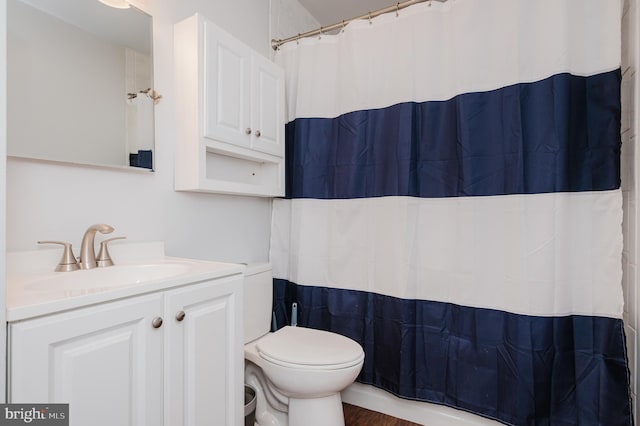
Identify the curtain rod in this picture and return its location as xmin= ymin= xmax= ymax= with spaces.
xmin=271 ymin=0 xmax=447 ymax=50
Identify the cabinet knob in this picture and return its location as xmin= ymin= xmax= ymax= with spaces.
xmin=255 ymin=130 xmax=261 ymax=137
xmin=151 ymin=317 xmax=163 ymax=329
xmin=245 ymin=128 xmax=252 ymax=135
xmin=176 ymin=311 xmax=186 ymax=322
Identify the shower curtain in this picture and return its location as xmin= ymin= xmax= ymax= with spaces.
xmin=270 ymin=0 xmax=632 ymax=424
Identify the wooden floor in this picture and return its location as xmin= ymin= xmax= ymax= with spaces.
xmin=343 ymin=403 xmax=422 ymax=426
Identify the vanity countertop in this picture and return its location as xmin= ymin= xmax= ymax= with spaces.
xmin=6 ymin=242 xmax=245 ymax=322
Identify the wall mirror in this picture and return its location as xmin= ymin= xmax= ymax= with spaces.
xmin=7 ymin=0 xmax=156 ymax=170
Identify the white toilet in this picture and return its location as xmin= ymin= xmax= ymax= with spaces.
xmin=244 ymin=264 xmax=364 ymax=426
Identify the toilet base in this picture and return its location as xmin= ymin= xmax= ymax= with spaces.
xmin=288 ymin=393 xmax=344 ymax=426
xmin=246 ymin=361 xmax=347 ymax=426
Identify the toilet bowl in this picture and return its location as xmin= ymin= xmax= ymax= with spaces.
xmin=243 ymin=264 xmax=365 ymax=426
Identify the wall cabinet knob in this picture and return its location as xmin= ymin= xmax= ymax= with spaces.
xmin=151 ymin=317 xmax=163 ymax=328
xmin=255 ymin=130 xmax=261 ymax=137
xmin=245 ymin=128 xmax=252 ymax=135
xmin=176 ymin=311 xmax=186 ymax=322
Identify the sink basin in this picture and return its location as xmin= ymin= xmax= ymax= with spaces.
xmin=23 ymin=263 xmax=192 ymax=292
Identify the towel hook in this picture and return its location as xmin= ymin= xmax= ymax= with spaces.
xmin=148 ymin=89 xmax=162 ymax=105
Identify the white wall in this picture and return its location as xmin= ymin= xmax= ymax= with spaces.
xmin=621 ymin=0 xmax=638 ymax=420
xmin=0 ymin=0 xmax=7 ymax=403
xmin=6 ymin=0 xmax=279 ymax=264
xmin=270 ymin=0 xmax=319 ymax=49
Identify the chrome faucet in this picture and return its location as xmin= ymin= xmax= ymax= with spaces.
xmin=79 ymin=224 xmax=114 ymax=269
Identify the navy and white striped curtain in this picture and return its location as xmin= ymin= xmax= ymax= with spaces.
xmin=271 ymin=0 xmax=632 ymax=424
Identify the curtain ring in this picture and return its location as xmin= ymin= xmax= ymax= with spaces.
xmin=396 ymin=2 xmax=400 ymax=17
xmin=318 ymin=26 xmax=323 ymax=40
xmin=428 ymin=0 xmax=432 ymax=6
xmin=296 ymin=33 xmax=300 ymax=44
xmin=341 ymin=20 xmax=346 ymax=33
xmin=368 ymin=12 xmax=372 ymax=25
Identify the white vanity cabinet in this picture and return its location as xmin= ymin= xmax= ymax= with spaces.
xmin=9 ymin=293 xmax=164 ymax=426
xmin=164 ymin=277 xmax=242 ymax=426
xmin=174 ymin=13 xmax=285 ymax=197
xmin=8 ymin=275 xmax=243 ymax=426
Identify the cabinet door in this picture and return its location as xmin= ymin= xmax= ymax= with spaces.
xmin=251 ymin=54 xmax=285 ymax=157
xmin=165 ymin=276 xmax=243 ymax=426
xmin=9 ymin=294 xmax=164 ymax=426
xmin=203 ymin=20 xmax=251 ymax=148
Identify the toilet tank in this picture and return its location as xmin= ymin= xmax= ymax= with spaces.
xmin=243 ymin=263 xmax=273 ymax=344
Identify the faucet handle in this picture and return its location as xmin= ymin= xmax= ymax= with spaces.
xmin=37 ymin=241 xmax=80 ymax=272
xmin=96 ymin=237 xmax=126 ymax=268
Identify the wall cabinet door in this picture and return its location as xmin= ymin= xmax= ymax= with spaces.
xmin=202 ymin=19 xmax=251 ymax=148
xmin=251 ymin=54 xmax=285 ymax=157
xmin=9 ymin=294 xmax=164 ymax=426
xmin=165 ymin=276 xmax=243 ymax=426
xmin=201 ymin=17 xmax=284 ymax=157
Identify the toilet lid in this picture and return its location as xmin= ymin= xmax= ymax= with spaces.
xmin=256 ymin=326 xmax=364 ymax=369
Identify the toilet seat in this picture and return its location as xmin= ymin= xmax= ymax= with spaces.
xmin=256 ymin=326 xmax=364 ymax=370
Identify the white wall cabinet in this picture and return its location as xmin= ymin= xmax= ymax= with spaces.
xmin=175 ymin=14 xmax=285 ymax=197
xmin=8 ymin=276 xmax=243 ymax=426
